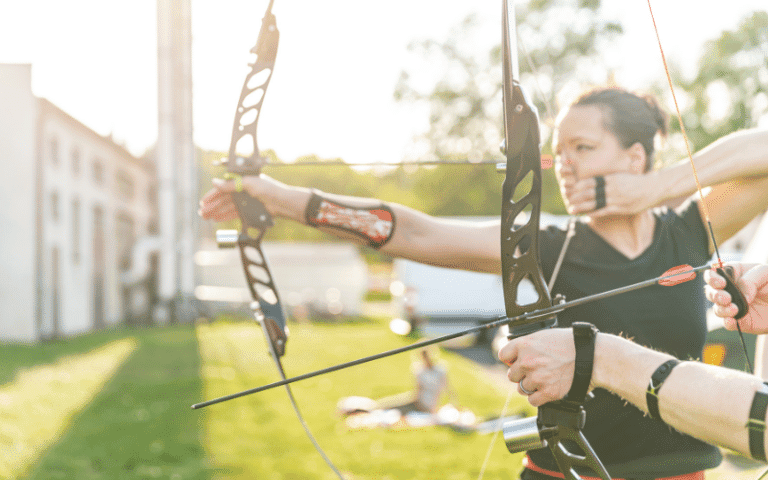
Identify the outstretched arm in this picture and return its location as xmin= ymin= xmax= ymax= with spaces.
xmin=498 ymin=260 xmax=768 ymax=459
xmin=199 ymin=174 xmax=502 ymax=273
xmin=499 ymin=329 xmax=767 ymax=459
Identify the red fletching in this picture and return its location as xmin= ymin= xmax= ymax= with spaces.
xmin=658 ymin=264 xmax=696 ymax=286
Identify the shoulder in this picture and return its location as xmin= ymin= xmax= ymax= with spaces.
xmin=539 ymin=221 xmax=571 ymax=249
xmin=654 ymin=199 xmax=709 ymax=252
xmin=657 ymin=198 xmax=705 ymax=232
xmin=537 ymin=220 xmax=574 ymax=277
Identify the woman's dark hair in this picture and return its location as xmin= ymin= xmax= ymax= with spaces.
xmin=573 ymin=88 xmax=668 ymax=172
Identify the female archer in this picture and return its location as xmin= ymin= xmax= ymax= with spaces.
xmin=200 ymin=86 xmax=768 ymax=479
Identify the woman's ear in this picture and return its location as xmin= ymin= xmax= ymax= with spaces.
xmin=628 ymin=142 xmax=647 ymax=174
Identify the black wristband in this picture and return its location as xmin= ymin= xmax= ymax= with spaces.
xmin=304 ymin=190 xmax=323 ymax=225
xmin=748 ymin=382 xmax=768 ymax=462
xmin=646 ymin=359 xmax=680 ymax=421
xmin=565 ymin=322 xmax=598 ymax=403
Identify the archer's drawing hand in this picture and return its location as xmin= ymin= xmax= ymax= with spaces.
xmin=558 ymin=162 xmax=659 ymax=217
xmin=705 ymin=263 xmax=768 ymax=334
xmin=498 ymin=328 xmax=575 ymax=407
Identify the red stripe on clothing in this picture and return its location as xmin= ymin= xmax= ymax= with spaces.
xmin=523 ymin=455 xmax=705 ymax=480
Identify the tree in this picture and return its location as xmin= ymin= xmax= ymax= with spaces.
xmin=674 ymin=11 xmax=768 ymax=151
xmin=393 ymin=1 xmax=622 ymax=214
xmin=394 ymin=0 xmax=623 ymax=162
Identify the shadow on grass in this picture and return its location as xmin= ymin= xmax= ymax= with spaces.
xmin=18 ymin=325 xmax=215 ymax=480
xmin=0 ymin=328 xmax=136 ymax=386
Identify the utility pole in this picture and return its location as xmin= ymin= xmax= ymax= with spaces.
xmin=156 ymin=0 xmax=196 ymax=323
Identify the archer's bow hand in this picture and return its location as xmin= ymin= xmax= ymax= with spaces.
xmin=198 ymin=174 xmax=309 ymax=223
xmin=705 ymin=263 xmax=768 ymax=334
xmin=498 ymin=328 xmax=577 ymax=407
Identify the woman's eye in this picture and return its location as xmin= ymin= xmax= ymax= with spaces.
xmin=576 ymin=144 xmax=593 ymax=152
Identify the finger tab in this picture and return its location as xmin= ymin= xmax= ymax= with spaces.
xmin=717 ymin=267 xmax=749 ymax=320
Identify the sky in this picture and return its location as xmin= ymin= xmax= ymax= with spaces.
xmin=0 ymin=0 xmax=765 ymax=164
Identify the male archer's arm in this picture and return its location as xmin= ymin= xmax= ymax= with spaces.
xmin=199 ymin=174 xmax=502 ymax=273
xmin=499 ymin=262 xmax=768 ymax=461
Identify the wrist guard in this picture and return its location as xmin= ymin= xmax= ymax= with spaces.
xmin=305 ymin=191 xmax=395 ymax=249
xmin=565 ymin=322 xmax=598 ymax=403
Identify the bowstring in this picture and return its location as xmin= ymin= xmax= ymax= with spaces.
xmin=645 ymin=0 xmax=752 ymax=373
xmin=477 ymin=383 xmax=517 ymax=480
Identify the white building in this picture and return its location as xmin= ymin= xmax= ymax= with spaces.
xmin=195 ymin=241 xmax=369 ymax=319
xmin=0 ymin=64 xmax=157 ymax=342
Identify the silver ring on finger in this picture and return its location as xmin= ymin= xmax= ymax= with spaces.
xmin=519 ymin=379 xmax=535 ymax=395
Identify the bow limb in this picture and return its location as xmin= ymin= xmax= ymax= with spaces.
xmin=221 ymin=0 xmax=286 ymax=357
xmin=499 ymin=0 xmax=553 ymax=335
xmin=212 ymin=2 xmax=345 ymax=478
xmin=498 ymin=1 xmax=610 ymax=478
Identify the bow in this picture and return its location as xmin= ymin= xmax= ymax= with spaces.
xmin=194 ymin=3 xmax=750 ymax=479
xmin=211 ymin=1 xmax=345 ymax=477
xmin=498 ymin=1 xmax=610 ymax=478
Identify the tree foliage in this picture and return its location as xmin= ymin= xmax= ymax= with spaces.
xmin=391 ymin=0 xmax=621 ymax=216
xmin=394 ymin=0 xmax=622 ymax=162
xmin=673 ymin=11 xmax=768 ymax=151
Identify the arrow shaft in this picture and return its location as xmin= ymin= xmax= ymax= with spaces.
xmin=192 ymin=263 xmax=713 ymax=409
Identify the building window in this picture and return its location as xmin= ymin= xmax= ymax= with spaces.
xmin=50 ymin=136 xmax=59 ymax=166
xmin=72 ymin=198 xmax=80 ymax=263
xmin=116 ymin=170 xmax=134 ymax=199
xmin=93 ymin=159 xmax=104 ymax=185
xmin=51 ymin=191 xmax=59 ymax=222
xmin=71 ymin=147 xmax=81 ymax=176
xmin=116 ymin=213 xmax=135 ymax=271
xmin=147 ymin=184 xmax=157 ymax=209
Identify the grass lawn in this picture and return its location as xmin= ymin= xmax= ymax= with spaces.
xmin=0 ymin=317 xmax=532 ymax=479
xmin=197 ymin=317 xmax=532 ymax=479
xmin=1 ymin=325 xmax=209 ymax=480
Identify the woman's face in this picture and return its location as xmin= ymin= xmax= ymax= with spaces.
xmin=553 ymin=105 xmax=636 ymax=181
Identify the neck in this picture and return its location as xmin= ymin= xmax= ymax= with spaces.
xmin=584 ymin=211 xmax=656 ymax=260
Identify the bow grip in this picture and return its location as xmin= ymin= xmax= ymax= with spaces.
xmin=233 ymin=190 xmax=274 ymax=232
xmin=717 ymin=266 xmax=749 ymax=320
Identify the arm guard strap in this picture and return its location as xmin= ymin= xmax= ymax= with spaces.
xmin=646 ymin=359 xmax=680 ymax=421
xmin=748 ymin=382 xmax=768 ymax=462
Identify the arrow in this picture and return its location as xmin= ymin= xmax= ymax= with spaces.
xmin=192 ymin=262 xmax=714 ymax=409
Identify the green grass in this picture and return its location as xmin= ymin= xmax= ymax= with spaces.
xmin=8 ymin=325 xmax=210 ymax=480
xmin=363 ymin=290 xmax=392 ymax=302
xmin=0 ymin=328 xmax=137 ymax=385
xmin=197 ymin=318 xmax=531 ymax=479
xmin=0 ymin=318 xmax=532 ymax=479
xmin=0 ymin=338 xmax=137 ymax=478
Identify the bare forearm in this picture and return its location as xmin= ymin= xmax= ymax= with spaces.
xmin=390 ymin=209 xmax=500 ymax=272
xmin=652 ymin=128 xmax=768 ymax=203
xmin=264 ymin=182 xmax=501 ymax=273
xmin=593 ymin=333 xmax=765 ymax=457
